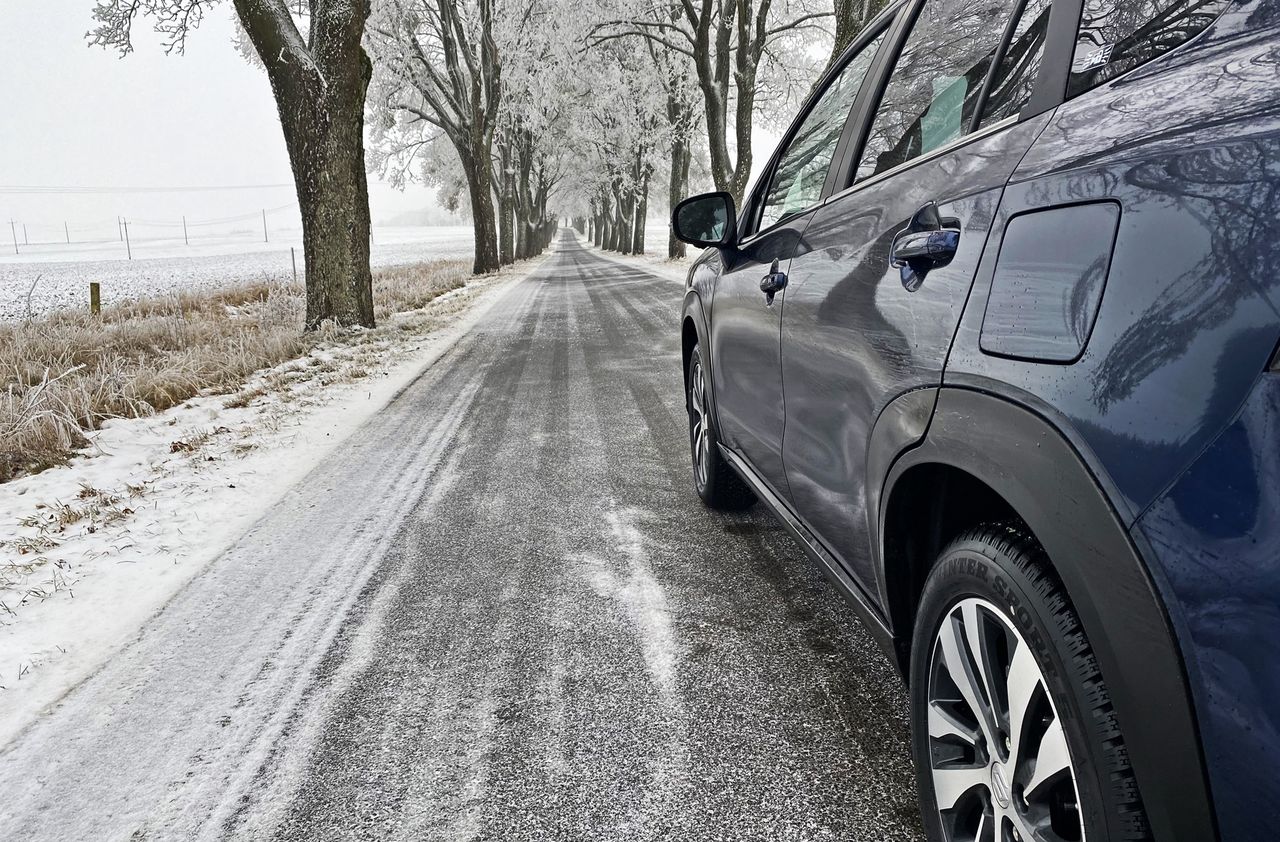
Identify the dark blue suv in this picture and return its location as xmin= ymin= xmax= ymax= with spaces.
xmin=672 ymin=1 xmax=1280 ymax=839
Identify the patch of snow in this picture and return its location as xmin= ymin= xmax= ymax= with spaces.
xmin=582 ymin=505 xmax=682 ymax=712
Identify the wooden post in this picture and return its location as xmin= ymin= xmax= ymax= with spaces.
xmin=291 ymin=247 xmax=298 ymax=284
xmin=8 ymin=220 xmax=17 ymax=255
xmin=64 ymin=221 xmax=70 ymax=244
xmin=182 ymin=216 xmax=189 ymax=245
xmin=22 ymin=224 xmax=28 ymax=245
xmin=89 ymin=282 xmax=101 ymax=316
xmin=262 ymin=209 xmax=268 ymax=243
xmin=123 ymin=219 xmax=132 ymax=260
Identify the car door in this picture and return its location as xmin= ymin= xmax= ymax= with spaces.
xmin=709 ymin=29 xmax=888 ymax=499
xmin=779 ymin=0 xmax=1057 ymax=591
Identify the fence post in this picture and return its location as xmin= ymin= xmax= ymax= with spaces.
xmin=123 ymin=219 xmax=132 ymax=260
xmin=262 ymin=209 xmax=268 ymax=243
xmin=291 ymin=247 xmax=298 ymax=284
xmin=64 ymin=221 xmax=70 ymax=244
xmin=90 ymin=282 xmax=101 ymax=316
xmin=183 ymin=215 xmax=189 ymax=245
xmin=8 ymin=219 xmax=16 ymax=255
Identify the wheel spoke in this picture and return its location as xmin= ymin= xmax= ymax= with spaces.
xmin=961 ymin=601 xmax=1001 ymax=716
xmin=938 ymin=612 xmax=1000 ymax=749
xmin=1025 ymin=715 xmax=1071 ymax=798
xmin=1005 ymin=640 xmax=1042 ymax=769
xmin=929 ymin=701 xmax=981 ymax=747
xmin=932 ymin=764 xmax=989 ymax=811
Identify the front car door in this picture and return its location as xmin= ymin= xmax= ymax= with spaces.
xmin=708 ymin=30 xmax=888 ymax=498
xmin=779 ymin=0 xmax=1057 ymax=591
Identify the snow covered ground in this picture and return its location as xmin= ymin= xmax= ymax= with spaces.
xmin=0 ymin=225 xmax=475 ymax=321
xmin=0 ymin=258 xmax=535 ymax=747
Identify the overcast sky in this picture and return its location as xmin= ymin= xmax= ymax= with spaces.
xmin=0 ymin=1 xmax=438 ymax=242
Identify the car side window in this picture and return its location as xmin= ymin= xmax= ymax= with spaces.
xmin=855 ymin=0 xmax=1023 ymax=182
xmin=757 ymin=31 xmax=885 ymax=232
xmin=1068 ymin=0 xmax=1229 ymax=97
xmin=978 ymin=0 xmax=1054 ymax=129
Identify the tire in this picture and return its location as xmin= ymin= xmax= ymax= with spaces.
xmin=910 ymin=525 xmax=1150 ymax=842
xmin=686 ymin=342 xmax=754 ymax=511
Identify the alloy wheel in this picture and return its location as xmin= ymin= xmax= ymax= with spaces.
xmin=688 ymin=358 xmax=710 ymax=490
xmin=926 ymin=597 xmax=1085 ymax=842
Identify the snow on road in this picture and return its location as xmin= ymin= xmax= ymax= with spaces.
xmin=0 ymin=225 xmax=475 ymax=320
xmin=0 ymin=261 xmax=530 ymax=747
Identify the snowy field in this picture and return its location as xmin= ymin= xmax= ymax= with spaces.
xmin=0 ymin=225 xmax=475 ymax=321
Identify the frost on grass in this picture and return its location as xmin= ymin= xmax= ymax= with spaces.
xmin=0 ymin=258 xmax=470 ymax=483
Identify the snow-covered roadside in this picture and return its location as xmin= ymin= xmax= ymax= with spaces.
xmin=569 ymin=228 xmax=700 ymax=284
xmin=0 ymin=257 xmax=538 ymax=747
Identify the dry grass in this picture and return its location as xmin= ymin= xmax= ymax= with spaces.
xmin=0 ymin=259 xmax=471 ymax=483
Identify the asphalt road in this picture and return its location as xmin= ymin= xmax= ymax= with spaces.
xmin=0 ymin=231 xmax=923 ymax=841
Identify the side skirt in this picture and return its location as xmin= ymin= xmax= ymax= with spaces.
xmin=719 ymin=444 xmax=900 ymax=668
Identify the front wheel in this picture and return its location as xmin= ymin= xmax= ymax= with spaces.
xmin=910 ymin=526 xmax=1151 ymax=842
xmin=686 ymin=343 xmax=754 ymax=510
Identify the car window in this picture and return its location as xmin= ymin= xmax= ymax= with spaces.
xmin=855 ymin=0 xmax=1023 ymax=182
xmin=758 ymin=31 xmax=885 ymax=231
xmin=978 ymin=0 xmax=1054 ymax=129
xmin=1068 ymin=0 xmax=1228 ymax=97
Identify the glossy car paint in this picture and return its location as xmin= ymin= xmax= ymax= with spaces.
xmin=1138 ymin=375 xmax=1280 ymax=841
xmin=780 ymin=114 xmax=1050 ymax=593
xmin=979 ymin=201 xmax=1120 ymax=362
xmin=707 ymin=214 xmax=811 ymax=499
xmin=680 ymin=0 xmax=1280 ymax=838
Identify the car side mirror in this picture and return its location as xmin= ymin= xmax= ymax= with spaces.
xmin=672 ymin=191 xmax=737 ymax=250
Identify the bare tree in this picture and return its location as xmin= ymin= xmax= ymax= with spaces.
xmin=368 ymin=0 xmax=504 ymax=274
xmin=593 ymin=0 xmax=831 ymax=204
xmin=90 ymin=0 xmax=377 ymax=330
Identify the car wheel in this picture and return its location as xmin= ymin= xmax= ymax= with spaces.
xmin=910 ymin=525 xmax=1151 ymax=842
xmin=686 ymin=342 xmax=754 ymax=511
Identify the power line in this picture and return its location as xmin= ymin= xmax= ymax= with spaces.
xmin=0 ymin=183 xmax=294 ymax=195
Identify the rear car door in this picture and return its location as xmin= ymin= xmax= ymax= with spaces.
xmin=709 ymin=29 xmax=887 ymax=498
xmin=779 ymin=0 xmax=1058 ymax=591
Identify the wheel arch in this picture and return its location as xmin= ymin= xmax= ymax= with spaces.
xmin=877 ymin=386 xmax=1216 ymax=841
xmin=681 ymin=290 xmax=714 ymax=418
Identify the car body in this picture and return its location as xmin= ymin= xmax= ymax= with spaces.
xmin=674 ymin=0 xmax=1280 ymax=839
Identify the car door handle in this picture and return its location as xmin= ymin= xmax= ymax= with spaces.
xmin=890 ymin=229 xmax=959 ymax=265
xmin=760 ymin=259 xmax=787 ymax=306
xmin=890 ymin=202 xmax=961 ymax=291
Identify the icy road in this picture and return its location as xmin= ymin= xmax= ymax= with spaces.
xmin=0 ymin=232 xmax=923 ymax=841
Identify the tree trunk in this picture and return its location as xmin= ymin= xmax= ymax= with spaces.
xmin=634 ymin=171 xmax=648 ymax=255
xmin=498 ymin=154 xmax=515 ymax=265
xmin=668 ymin=132 xmax=690 ymax=259
xmin=464 ymin=149 xmax=500 ymax=274
xmin=826 ymin=0 xmax=886 ymax=74
xmin=235 ymin=0 xmax=375 ymax=330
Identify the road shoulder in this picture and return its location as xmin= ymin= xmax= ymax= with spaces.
xmin=0 ymin=257 xmax=539 ymax=748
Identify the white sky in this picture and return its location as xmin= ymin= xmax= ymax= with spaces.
xmin=0 ymin=0 xmax=438 ymax=241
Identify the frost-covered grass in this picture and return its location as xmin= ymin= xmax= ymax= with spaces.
xmin=0 ymin=259 xmax=470 ymax=483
